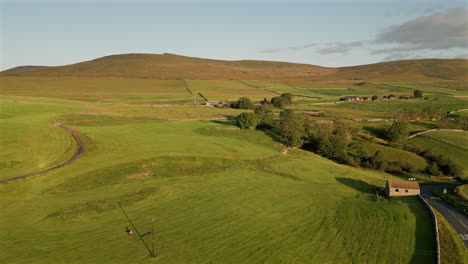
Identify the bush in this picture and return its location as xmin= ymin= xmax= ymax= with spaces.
xmin=236 ymin=112 xmax=258 ymax=129
xmin=413 ymin=90 xmax=423 ymax=98
xmin=371 ymin=95 xmax=378 ymax=101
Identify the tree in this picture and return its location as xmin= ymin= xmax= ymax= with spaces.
xmin=414 ymin=90 xmax=423 ymax=98
xmin=254 ymin=105 xmax=274 ymax=128
xmin=371 ymin=95 xmax=378 ymax=101
xmin=271 ymin=93 xmax=293 ymax=107
xmin=236 ymin=112 xmax=258 ymax=129
xmin=232 ymin=97 xmax=254 ymax=109
xmin=271 ymin=96 xmax=285 ymax=107
xmin=280 ymin=93 xmax=293 ymax=104
xmin=275 ymin=111 xmax=307 ymax=147
xmin=386 ymin=121 xmax=409 ymax=142
xmin=279 ymin=109 xmax=294 ymax=119
xmin=426 ymin=162 xmax=442 ymax=176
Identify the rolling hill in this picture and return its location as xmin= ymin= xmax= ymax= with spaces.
xmin=2 ymin=53 xmax=467 ymax=81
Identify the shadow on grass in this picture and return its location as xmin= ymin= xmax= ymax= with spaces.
xmin=362 ymin=125 xmax=387 ymax=139
xmin=209 ymin=119 xmax=237 ymax=126
xmin=335 ymin=177 xmax=376 ymax=194
xmin=403 ymin=197 xmax=437 ymax=264
xmin=259 ymin=129 xmax=284 ymax=144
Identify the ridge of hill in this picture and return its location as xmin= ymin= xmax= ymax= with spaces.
xmin=2 ymin=53 xmax=467 ymax=81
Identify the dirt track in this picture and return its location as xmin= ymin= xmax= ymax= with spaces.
xmin=0 ymin=125 xmax=84 ymax=183
xmin=407 ymin=129 xmax=466 ymax=139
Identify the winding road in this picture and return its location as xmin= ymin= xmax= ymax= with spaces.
xmin=0 ymin=125 xmax=84 ymax=183
xmin=420 ymin=184 xmax=468 ymax=248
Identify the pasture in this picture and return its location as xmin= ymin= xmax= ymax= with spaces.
xmin=1 ymin=77 xmax=466 ymax=263
xmin=0 ymin=99 xmax=440 ymax=264
xmin=406 ymin=130 xmax=468 ymax=177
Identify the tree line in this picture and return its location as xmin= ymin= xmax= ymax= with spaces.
xmin=234 ymin=96 xmax=463 ymax=178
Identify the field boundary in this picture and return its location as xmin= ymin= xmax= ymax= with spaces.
xmin=183 ymin=79 xmax=194 ymax=95
xmin=418 ymin=195 xmax=440 ymax=264
xmin=0 ymin=124 xmax=84 ymax=183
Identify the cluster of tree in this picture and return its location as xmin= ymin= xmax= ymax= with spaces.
xmin=275 ymin=109 xmax=312 ymax=147
xmin=304 ymin=119 xmax=358 ymax=164
xmin=271 ymin=93 xmax=293 ymax=107
xmin=354 ymin=82 xmax=367 ymax=86
xmin=229 ymin=97 xmax=255 ymax=109
xmin=230 ymin=93 xmax=293 ymax=110
xmin=385 ymin=121 xmax=409 ymax=142
xmin=395 ymin=106 xmax=444 ymax=121
xmin=347 ymin=146 xmax=417 ymax=173
xmin=236 ymin=105 xmax=276 ymax=130
xmin=438 ymin=116 xmax=468 ymax=130
xmin=403 ymin=143 xmax=464 ymax=177
xmin=237 ymin=107 xmax=463 ymax=178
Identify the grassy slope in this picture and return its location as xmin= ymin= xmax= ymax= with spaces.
xmin=0 ymin=101 xmax=438 ymax=264
xmin=436 ymin=211 xmax=468 ymax=264
xmin=406 ymin=130 xmax=468 ymax=177
xmin=0 ymin=76 xmax=191 ymax=103
xmin=0 ymin=101 xmax=83 ymax=180
xmin=1 ymin=53 xmax=467 ymax=82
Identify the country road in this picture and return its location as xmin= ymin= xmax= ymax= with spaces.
xmin=420 ymin=184 xmax=468 ymax=248
xmin=0 ymin=125 xmax=84 ymax=183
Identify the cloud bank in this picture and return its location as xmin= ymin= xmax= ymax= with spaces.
xmin=260 ymin=43 xmax=316 ymax=53
xmin=373 ymin=8 xmax=468 ymax=56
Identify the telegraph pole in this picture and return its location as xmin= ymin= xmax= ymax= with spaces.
xmin=151 ymin=218 xmax=155 ymax=257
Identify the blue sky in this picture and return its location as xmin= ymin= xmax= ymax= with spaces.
xmin=1 ymin=0 xmax=467 ymax=70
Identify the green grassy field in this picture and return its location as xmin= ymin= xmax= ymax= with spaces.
xmin=0 ymin=99 xmax=441 ymax=263
xmin=406 ymin=130 xmax=468 ymax=177
xmin=2 ymin=76 xmax=467 ymax=263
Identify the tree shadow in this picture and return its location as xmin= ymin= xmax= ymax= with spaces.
xmin=362 ymin=125 xmax=387 ymax=139
xmin=259 ymin=129 xmax=284 ymax=144
xmin=209 ymin=119 xmax=237 ymax=126
xmin=335 ymin=177 xmax=377 ymax=194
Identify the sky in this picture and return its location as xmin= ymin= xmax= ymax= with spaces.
xmin=1 ymin=0 xmax=467 ymax=70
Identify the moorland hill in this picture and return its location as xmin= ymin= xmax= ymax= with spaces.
xmin=2 ymin=53 xmax=467 ymax=81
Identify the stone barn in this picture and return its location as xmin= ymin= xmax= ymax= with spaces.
xmin=385 ymin=180 xmax=420 ymax=197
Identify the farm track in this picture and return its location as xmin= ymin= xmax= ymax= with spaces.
xmin=0 ymin=125 xmax=84 ymax=183
xmin=407 ymin=129 xmax=466 ymax=139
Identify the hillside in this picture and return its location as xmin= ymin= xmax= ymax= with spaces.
xmin=2 ymin=53 xmax=467 ymax=81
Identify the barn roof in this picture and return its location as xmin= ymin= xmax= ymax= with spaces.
xmin=387 ymin=180 xmax=420 ymax=189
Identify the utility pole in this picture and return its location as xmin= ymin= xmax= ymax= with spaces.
xmin=151 ymin=218 xmax=155 ymax=257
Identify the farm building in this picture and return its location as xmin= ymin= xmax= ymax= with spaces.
xmin=205 ymin=101 xmax=221 ymax=106
xmin=339 ymin=96 xmax=363 ymax=101
xmin=385 ymin=180 xmax=420 ymax=197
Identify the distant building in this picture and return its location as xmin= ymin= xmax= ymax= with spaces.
xmin=388 ymin=95 xmax=396 ymax=100
xmin=398 ymin=95 xmax=414 ymax=100
xmin=205 ymin=101 xmax=221 ymax=106
xmin=339 ymin=96 xmax=363 ymax=101
xmin=385 ymin=180 xmax=420 ymax=197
